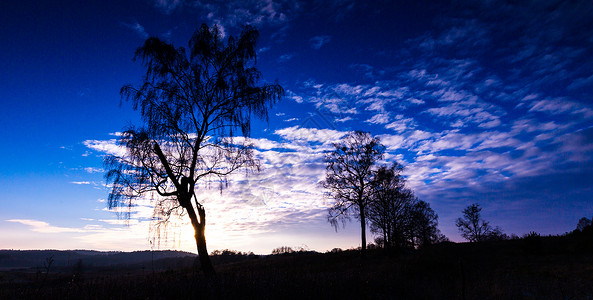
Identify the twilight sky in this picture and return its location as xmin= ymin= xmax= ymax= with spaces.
xmin=1 ymin=0 xmax=592 ymax=254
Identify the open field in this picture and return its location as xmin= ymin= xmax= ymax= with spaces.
xmin=1 ymin=235 xmax=592 ymax=299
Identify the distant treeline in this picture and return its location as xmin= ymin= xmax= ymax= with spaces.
xmin=0 ymin=250 xmax=195 ymax=270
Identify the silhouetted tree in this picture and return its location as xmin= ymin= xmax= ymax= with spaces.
xmin=576 ymin=217 xmax=592 ymax=232
xmin=368 ymin=164 xmax=445 ymax=250
xmin=367 ymin=163 xmax=410 ymax=250
xmin=322 ymin=131 xmax=385 ymax=256
xmin=271 ymin=246 xmax=294 ymax=255
xmin=408 ymin=200 xmax=447 ymax=248
xmin=105 ymin=24 xmax=283 ymax=275
xmin=456 ymin=203 xmax=502 ymax=242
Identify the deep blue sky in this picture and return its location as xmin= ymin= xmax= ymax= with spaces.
xmin=1 ymin=0 xmax=592 ymax=253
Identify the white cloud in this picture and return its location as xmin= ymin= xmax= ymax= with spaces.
xmin=71 ymin=181 xmax=91 ymax=185
xmin=242 ymin=137 xmax=281 ymax=150
xmin=377 ymin=134 xmax=405 ymax=150
xmin=334 ymin=83 xmax=365 ymax=96
xmin=335 ymin=116 xmax=353 ymax=123
xmin=365 ymin=113 xmax=390 ymax=124
xmin=292 ymin=80 xmax=417 ymax=118
xmin=528 ymin=98 xmax=593 ymax=117
xmin=84 ymin=167 xmax=104 ymax=173
xmin=291 ymin=95 xmax=303 ymax=103
xmin=408 ymin=98 xmax=425 ymax=105
xmin=274 ymin=126 xmax=346 ymax=144
xmin=6 ymin=219 xmax=87 ymax=233
xmin=83 ymin=139 xmax=126 ymax=156
xmin=424 ymin=97 xmax=503 ymax=129
xmin=385 ymin=117 xmax=416 ymax=132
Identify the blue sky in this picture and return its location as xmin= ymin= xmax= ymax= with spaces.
xmin=1 ymin=0 xmax=592 ymax=254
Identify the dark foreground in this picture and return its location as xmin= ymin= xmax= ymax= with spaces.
xmin=1 ymin=236 xmax=592 ymax=299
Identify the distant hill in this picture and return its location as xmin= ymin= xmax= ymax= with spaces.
xmin=0 ymin=249 xmax=196 ymax=270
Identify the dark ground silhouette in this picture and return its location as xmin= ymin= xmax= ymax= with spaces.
xmin=1 ymin=233 xmax=592 ymax=299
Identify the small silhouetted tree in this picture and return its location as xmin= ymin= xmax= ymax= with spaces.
xmin=322 ymin=131 xmax=385 ymax=256
xmin=576 ymin=217 xmax=592 ymax=232
xmin=456 ymin=203 xmax=500 ymax=242
xmin=408 ymin=200 xmax=446 ymax=248
xmin=105 ymin=24 xmax=283 ymax=275
xmin=271 ymin=246 xmax=294 ymax=255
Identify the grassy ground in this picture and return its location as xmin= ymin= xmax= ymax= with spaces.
xmin=1 ymin=235 xmax=592 ymax=299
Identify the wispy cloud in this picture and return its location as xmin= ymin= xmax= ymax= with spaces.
xmin=153 ymin=0 xmax=183 ymax=14
xmin=335 ymin=116 xmax=353 ymax=123
xmin=71 ymin=181 xmax=91 ymax=185
xmin=290 ymin=80 xmax=415 ymax=119
xmin=83 ymin=139 xmax=125 ymax=156
xmin=122 ymin=21 xmax=149 ymax=39
xmin=7 ymin=219 xmax=87 ymax=233
xmin=527 ymin=98 xmax=593 ymax=118
xmin=274 ymin=126 xmax=346 ymax=144
xmin=84 ymin=167 xmax=104 ymax=173
xmin=278 ymin=53 xmax=294 ymax=62
xmin=187 ymin=0 xmax=301 ymax=29
xmin=309 ymin=35 xmax=331 ymax=49
xmin=365 ymin=113 xmax=390 ymax=124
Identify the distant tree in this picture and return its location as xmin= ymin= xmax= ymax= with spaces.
xmin=576 ymin=217 xmax=592 ymax=232
xmin=486 ymin=226 xmax=509 ymax=241
xmin=522 ymin=231 xmax=540 ymax=239
xmin=271 ymin=246 xmax=294 ymax=255
xmin=211 ymin=249 xmax=244 ymax=256
xmin=455 ymin=203 xmax=501 ymax=242
xmin=367 ymin=163 xmax=410 ymax=250
xmin=322 ymin=131 xmax=385 ymax=256
xmin=368 ymin=164 xmax=445 ymax=250
xmin=408 ymin=200 xmax=447 ymax=248
xmin=105 ymin=24 xmax=283 ymax=275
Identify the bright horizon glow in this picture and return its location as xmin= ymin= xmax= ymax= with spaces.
xmin=1 ymin=0 xmax=592 ymax=254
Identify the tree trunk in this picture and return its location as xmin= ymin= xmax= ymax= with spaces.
xmin=360 ymin=205 xmax=366 ymax=257
xmin=195 ymin=222 xmax=215 ymax=276
xmin=185 ymin=203 xmax=215 ymax=276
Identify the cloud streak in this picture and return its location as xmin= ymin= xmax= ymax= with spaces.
xmin=122 ymin=21 xmax=149 ymax=39
xmin=6 ymin=219 xmax=87 ymax=233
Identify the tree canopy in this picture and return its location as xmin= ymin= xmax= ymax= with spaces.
xmin=322 ymin=131 xmax=385 ymax=256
